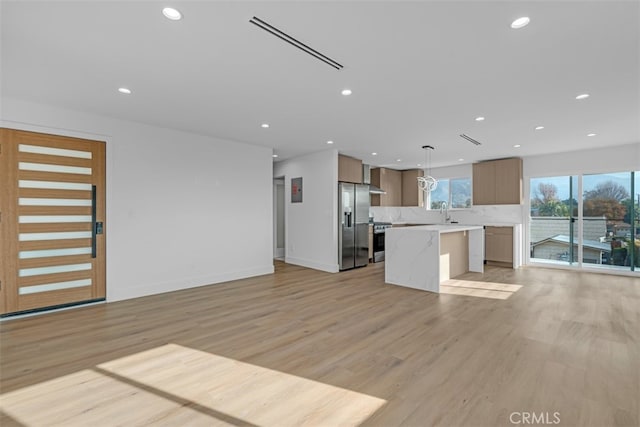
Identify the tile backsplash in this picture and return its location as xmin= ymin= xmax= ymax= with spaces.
xmin=370 ymin=205 xmax=525 ymax=225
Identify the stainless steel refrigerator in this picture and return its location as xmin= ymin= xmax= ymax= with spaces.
xmin=339 ymin=183 xmax=370 ymax=270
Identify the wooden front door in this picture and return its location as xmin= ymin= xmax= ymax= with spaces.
xmin=0 ymin=129 xmax=106 ymax=315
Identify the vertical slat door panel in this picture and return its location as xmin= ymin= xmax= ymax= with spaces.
xmin=19 ymin=170 xmax=94 ymax=184
xmin=92 ymin=136 xmax=106 ymax=300
xmin=18 ymin=205 xmax=93 ymax=216
xmin=18 ymin=288 xmax=93 ymax=312
xmin=18 ymin=269 xmax=93 ymax=287
xmin=19 ymin=254 xmax=94 ymax=269
xmin=19 ymin=223 xmax=93 ymax=233
xmin=17 ymin=143 xmax=92 ymax=159
xmin=18 ymin=152 xmax=93 ymax=168
xmin=0 ymin=129 xmax=19 ymax=313
xmin=19 ymin=188 xmax=94 ymax=200
xmin=20 ymin=238 xmax=94 ymax=251
xmin=0 ymin=128 xmax=106 ymax=315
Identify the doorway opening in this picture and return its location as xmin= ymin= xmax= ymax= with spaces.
xmin=273 ymin=177 xmax=285 ymax=260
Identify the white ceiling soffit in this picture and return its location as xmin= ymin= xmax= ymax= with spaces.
xmin=2 ymin=1 xmax=639 ymax=168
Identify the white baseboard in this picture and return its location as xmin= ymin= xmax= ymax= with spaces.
xmin=274 ymin=247 xmax=284 ymax=258
xmin=285 ymin=257 xmax=339 ymax=273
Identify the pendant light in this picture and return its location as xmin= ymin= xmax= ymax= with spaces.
xmin=417 ymin=145 xmax=438 ymax=208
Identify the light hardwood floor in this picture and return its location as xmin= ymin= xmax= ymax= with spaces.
xmin=1 ymin=262 xmax=639 ymax=426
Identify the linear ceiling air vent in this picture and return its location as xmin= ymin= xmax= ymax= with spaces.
xmin=249 ymin=16 xmax=343 ymax=70
xmin=459 ymin=134 xmax=482 ymax=146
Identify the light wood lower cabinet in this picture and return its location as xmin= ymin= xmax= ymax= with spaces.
xmin=440 ymin=231 xmax=469 ymax=281
xmin=485 ymin=226 xmax=513 ymax=265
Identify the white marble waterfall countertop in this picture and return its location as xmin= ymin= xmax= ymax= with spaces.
xmin=385 ymin=224 xmax=484 ymax=293
xmin=390 ymin=221 xmax=519 ymax=227
xmin=393 ymin=224 xmax=484 ymax=233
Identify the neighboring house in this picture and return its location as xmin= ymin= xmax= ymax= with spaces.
xmin=530 ymin=217 xmax=609 ymax=264
xmin=611 ymin=222 xmax=632 ymax=238
xmin=530 ymin=216 xmax=607 ymax=243
xmin=531 ymin=234 xmax=611 ymax=264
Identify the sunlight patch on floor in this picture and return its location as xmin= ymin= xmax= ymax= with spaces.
xmin=0 ymin=343 xmax=386 ymax=426
xmin=440 ymin=280 xmax=523 ymax=300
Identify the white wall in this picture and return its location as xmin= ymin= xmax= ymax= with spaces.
xmin=273 ymin=149 xmax=338 ymax=272
xmin=524 ymin=142 xmax=640 ymax=177
xmin=2 ymin=97 xmax=274 ymax=302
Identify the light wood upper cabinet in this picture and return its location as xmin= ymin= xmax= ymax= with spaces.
xmin=401 ymin=169 xmax=424 ymax=207
xmin=338 ymin=154 xmax=362 ymax=183
xmin=472 ymin=158 xmax=522 ymax=205
xmin=494 ymin=158 xmax=523 ymax=204
xmin=370 ymin=167 xmax=402 ymax=206
xmin=472 ymin=161 xmax=496 ymax=205
xmin=370 ymin=168 xmax=423 ymax=207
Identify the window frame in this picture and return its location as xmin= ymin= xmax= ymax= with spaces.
xmin=426 ymin=176 xmax=472 ymax=210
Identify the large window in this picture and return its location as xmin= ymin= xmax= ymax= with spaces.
xmin=429 ymin=178 xmax=471 ymax=209
xmin=529 ymin=171 xmax=638 ymax=272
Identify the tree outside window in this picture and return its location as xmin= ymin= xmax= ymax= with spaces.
xmin=428 ymin=178 xmax=471 ymax=209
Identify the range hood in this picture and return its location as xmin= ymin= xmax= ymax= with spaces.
xmin=362 ymin=164 xmax=386 ymax=194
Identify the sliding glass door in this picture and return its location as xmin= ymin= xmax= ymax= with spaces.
xmin=583 ymin=171 xmax=638 ymax=270
xmin=530 ymin=171 xmax=639 ymax=272
xmin=530 ymin=175 xmax=578 ymax=265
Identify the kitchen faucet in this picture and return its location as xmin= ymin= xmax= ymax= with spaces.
xmin=440 ymin=201 xmax=451 ymax=223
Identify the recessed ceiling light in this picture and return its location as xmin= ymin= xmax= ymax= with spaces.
xmin=575 ymin=93 xmax=590 ymax=100
xmin=272 ymin=154 xmax=278 ymax=158
xmin=162 ymin=7 xmax=182 ymax=20
xmin=371 ymin=152 xmax=377 ymax=156
xmin=417 ymin=163 xmax=422 ymax=167
xmin=535 ymin=126 xmax=545 ymax=130
xmin=341 ymin=89 xmax=352 ymax=96
xmin=118 ymin=87 xmax=132 ymax=94
xmin=513 ymin=144 xmax=521 ymax=148
xmin=458 ymin=158 xmax=464 ymax=162
xmin=396 ymin=159 xmax=402 ymax=162
xmin=261 ymin=123 xmax=270 ymax=128
xmin=511 ymin=17 xmax=530 ymax=29
xmin=475 ymin=116 xmax=485 ymax=122
xmin=587 ymin=133 xmax=596 ymax=137
xmin=326 ymin=140 xmax=334 ymax=144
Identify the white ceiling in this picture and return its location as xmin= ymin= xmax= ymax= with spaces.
xmin=2 ymin=1 xmax=639 ymax=169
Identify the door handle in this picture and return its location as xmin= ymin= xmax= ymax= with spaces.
xmin=91 ymin=185 xmax=97 ymax=258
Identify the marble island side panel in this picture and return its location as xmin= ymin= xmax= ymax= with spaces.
xmin=384 ymin=225 xmax=484 ymax=293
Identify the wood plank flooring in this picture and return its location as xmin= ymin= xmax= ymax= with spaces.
xmin=1 ymin=262 xmax=639 ymax=426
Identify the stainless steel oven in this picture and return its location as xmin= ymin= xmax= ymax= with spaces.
xmin=373 ymin=222 xmax=392 ymax=262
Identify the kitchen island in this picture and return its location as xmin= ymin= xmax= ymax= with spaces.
xmin=385 ymin=225 xmax=484 ymax=293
